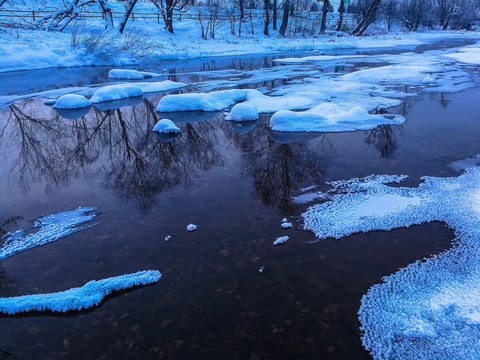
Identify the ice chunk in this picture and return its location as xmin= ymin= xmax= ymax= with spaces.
xmin=273 ymin=236 xmax=289 ymax=246
xmin=444 ymin=46 xmax=480 ymax=65
xmin=1 ymin=207 xmax=97 ymax=261
xmin=423 ymin=74 xmax=435 ymax=84
xmin=0 ymin=270 xmax=162 ymax=314
xmin=53 ymin=94 xmax=91 ymax=110
xmin=164 ymin=235 xmax=172 ymax=242
xmin=187 ymin=224 xmax=197 ymax=232
xmin=108 ymin=69 xmax=160 ymax=80
xmin=270 ymin=103 xmax=405 ymax=133
xmin=449 ymin=154 xmax=480 ymax=173
xmin=225 ymin=103 xmax=259 ymax=121
xmin=258 ymin=265 xmax=265 ymax=274
xmin=281 ymin=222 xmax=293 ymax=229
xmin=90 ymin=84 xmax=142 ymax=104
xmin=153 ymin=119 xmax=180 ymax=133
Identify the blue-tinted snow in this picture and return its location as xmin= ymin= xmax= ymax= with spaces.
xmin=0 ymin=207 xmax=97 ymax=261
xmin=302 ymin=168 xmax=480 ymax=359
xmin=0 ymin=270 xmax=162 ymax=314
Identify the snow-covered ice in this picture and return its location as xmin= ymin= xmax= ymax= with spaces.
xmin=52 ymin=94 xmax=91 ymax=109
xmin=187 ymin=224 xmax=197 ymax=232
xmin=153 ymin=119 xmax=180 ymax=133
xmin=281 ymin=222 xmax=293 ymax=229
xmin=0 ymin=270 xmax=162 ymax=314
xmin=90 ymin=84 xmax=143 ymax=104
xmin=449 ymin=154 xmax=480 ymax=173
xmin=270 ymin=103 xmax=405 ymax=133
xmin=0 ymin=207 xmax=97 ymax=261
xmin=108 ymin=69 xmax=160 ymax=80
xmin=301 ymin=168 xmax=480 ymax=359
xmin=224 ymin=103 xmax=259 ymax=121
xmin=274 ymin=55 xmax=364 ymax=64
xmin=273 ymin=236 xmax=289 ymax=246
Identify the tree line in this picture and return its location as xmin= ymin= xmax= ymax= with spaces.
xmin=1 ymin=0 xmax=479 ymax=36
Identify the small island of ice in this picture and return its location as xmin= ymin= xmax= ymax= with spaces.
xmin=53 ymin=94 xmax=91 ymax=110
xmin=187 ymin=224 xmax=197 ymax=232
xmin=108 ymin=69 xmax=160 ymax=80
xmin=273 ymin=236 xmax=289 ymax=246
xmin=225 ymin=103 xmax=259 ymax=121
xmin=0 ymin=270 xmax=162 ymax=314
xmin=90 ymin=84 xmax=143 ymax=103
xmin=153 ymin=119 xmax=180 ymax=133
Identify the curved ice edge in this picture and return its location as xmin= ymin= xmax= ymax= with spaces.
xmin=0 ymin=207 xmax=98 ymax=261
xmin=0 ymin=270 xmax=162 ymax=314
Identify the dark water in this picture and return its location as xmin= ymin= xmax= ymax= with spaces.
xmin=1 ymin=49 xmax=480 ymax=359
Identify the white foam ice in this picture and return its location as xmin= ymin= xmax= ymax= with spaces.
xmin=301 ymin=168 xmax=480 ymax=359
xmin=0 ymin=270 xmax=162 ymax=314
xmin=1 ymin=207 xmax=97 ymax=261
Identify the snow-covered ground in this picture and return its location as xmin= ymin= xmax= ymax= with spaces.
xmin=1 ymin=0 xmax=479 ymax=73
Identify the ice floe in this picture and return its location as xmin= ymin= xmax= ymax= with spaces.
xmin=52 ymin=94 xmax=91 ymax=109
xmin=301 ymin=168 xmax=480 ymax=359
xmin=90 ymin=81 xmax=185 ymax=104
xmin=274 ymin=55 xmax=364 ymax=64
xmin=281 ymin=218 xmax=293 ymax=229
xmin=224 ymin=103 xmax=259 ymax=121
xmin=0 ymin=207 xmax=97 ymax=261
xmin=273 ymin=236 xmax=289 ymax=246
xmin=187 ymin=224 xmax=197 ymax=232
xmin=0 ymin=270 xmax=161 ymax=314
xmin=153 ymin=119 xmax=180 ymax=133
xmin=108 ymin=69 xmax=160 ymax=80
xmin=270 ymin=103 xmax=405 ymax=133
xmin=449 ymin=154 xmax=480 ymax=173
xmin=444 ymin=45 xmax=480 ymax=65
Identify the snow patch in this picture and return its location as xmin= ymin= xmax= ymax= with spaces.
xmin=225 ymin=103 xmax=259 ymax=121
xmin=108 ymin=69 xmax=160 ymax=80
xmin=273 ymin=236 xmax=289 ymax=246
xmin=153 ymin=119 xmax=180 ymax=133
xmin=187 ymin=224 xmax=197 ymax=232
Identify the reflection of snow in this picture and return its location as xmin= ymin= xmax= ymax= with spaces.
xmin=302 ymin=169 xmax=480 ymax=359
xmin=1 ymin=207 xmax=97 ymax=261
xmin=0 ymin=270 xmax=162 ymax=314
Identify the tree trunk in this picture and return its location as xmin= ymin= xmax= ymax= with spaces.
xmin=279 ymin=0 xmax=289 ymax=36
xmin=97 ymin=0 xmax=114 ymax=29
xmin=442 ymin=0 xmax=456 ymax=30
xmin=352 ymin=0 xmax=381 ymax=36
xmin=165 ymin=2 xmax=174 ymax=33
xmin=239 ymin=0 xmax=244 ymax=19
xmin=263 ymin=0 xmax=270 ymax=36
xmin=118 ymin=0 xmax=139 ymax=34
xmin=336 ymin=0 xmax=345 ymax=31
xmin=272 ymin=0 xmax=277 ymax=30
xmin=319 ymin=0 xmax=330 ymax=34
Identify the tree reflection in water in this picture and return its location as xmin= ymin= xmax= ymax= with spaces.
xmin=365 ymin=125 xmax=398 ymax=158
xmin=1 ymin=98 xmax=222 ymax=211
xmin=223 ymin=117 xmax=333 ymax=215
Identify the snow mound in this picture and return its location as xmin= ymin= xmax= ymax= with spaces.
xmin=0 ymin=270 xmax=162 ymax=314
xmin=281 ymin=222 xmax=293 ymax=229
xmin=157 ymin=89 xmax=261 ymax=112
xmin=187 ymin=224 xmax=197 ymax=232
xmin=273 ymin=236 xmax=289 ymax=246
xmin=134 ymin=80 xmax=186 ymax=94
xmin=90 ymin=84 xmax=143 ymax=104
xmin=53 ymin=94 xmax=91 ymax=110
xmin=108 ymin=69 xmax=160 ymax=80
xmin=302 ymin=168 xmax=480 ymax=359
xmin=444 ymin=46 xmax=480 ymax=65
xmin=270 ymin=103 xmax=405 ymax=133
xmin=157 ymin=89 xmax=313 ymax=114
xmin=423 ymin=74 xmax=435 ymax=84
xmin=225 ymin=103 xmax=259 ymax=121
xmin=153 ymin=119 xmax=180 ymax=133
xmin=1 ymin=207 xmax=97 ymax=261
xmin=343 ymin=65 xmax=430 ymax=85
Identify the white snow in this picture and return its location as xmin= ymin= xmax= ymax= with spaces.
xmin=449 ymin=154 xmax=480 ymax=173
xmin=274 ymin=55 xmax=364 ymax=64
xmin=225 ymin=103 xmax=259 ymax=121
xmin=90 ymin=81 xmax=185 ymax=103
xmin=270 ymin=103 xmax=405 ymax=133
xmin=187 ymin=224 xmax=197 ymax=232
xmin=108 ymin=69 xmax=160 ymax=80
xmin=90 ymin=84 xmax=143 ymax=103
xmin=273 ymin=236 xmax=289 ymax=246
xmin=52 ymin=94 xmax=91 ymax=109
xmin=0 ymin=270 xmax=162 ymax=314
xmin=153 ymin=119 xmax=180 ymax=133
xmin=301 ymin=168 xmax=480 ymax=359
xmin=0 ymin=207 xmax=97 ymax=261
xmin=423 ymin=74 xmax=435 ymax=84
xmin=281 ymin=222 xmax=293 ymax=229
xmin=444 ymin=45 xmax=480 ymax=65
xmin=164 ymin=235 xmax=172 ymax=242
xmin=342 ymin=65 xmax=431 ymax=85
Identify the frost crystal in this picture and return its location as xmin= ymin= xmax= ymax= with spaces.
xmin=302 ymin=168 xmax=480 ymax=359
xmin=1 ymin=207 xmax=97 ymax=261
xmin=0 ymin=270 xmax=162 ymax=314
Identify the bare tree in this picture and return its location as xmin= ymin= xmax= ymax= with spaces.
xmin=118 ymin=0 xmax=139 ymax=34
xmin=279 ymin=0 xmax=290 ymax=36
xmin=97 ymin=0 xmax=115 ymax=29
xmin=38 ymin=0 xmax=95 ymax=31
xmin=352 ymin=0 xmax=381 ymax=35
xmin=263 ymin=0 xmax=271 ymax=35
xmin=151 ymin=0 xmax=190 ymax=33
xmin=319 ymin=0 xmax=331 ymax=34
